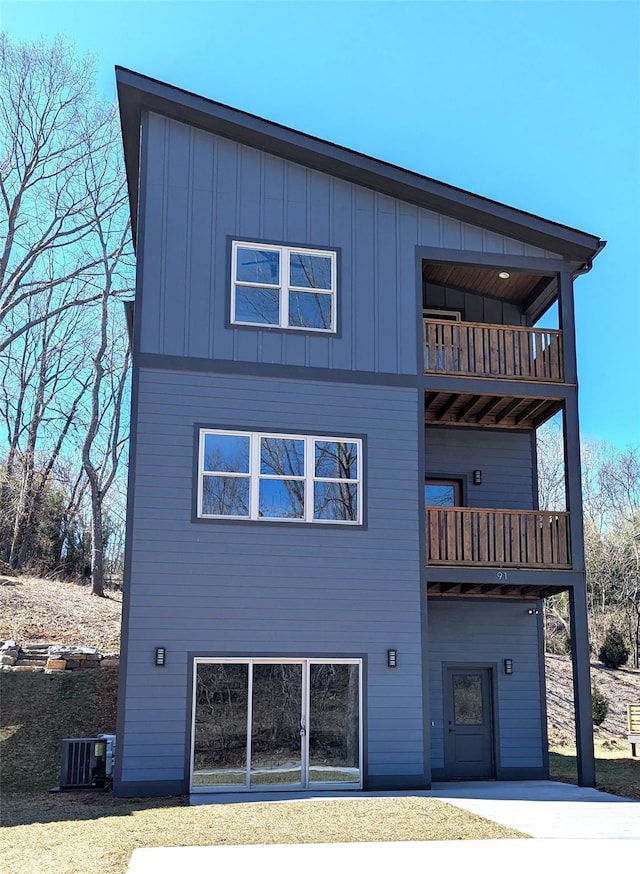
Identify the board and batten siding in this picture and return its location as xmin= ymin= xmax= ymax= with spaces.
xmin=428 ymin=600 xmax=546 ymax=775
xmin=425 ymin=428 xmax=535 ymax=509
xmin=138 ymin=112 xmax=564 ymax=373
xmin=118 ymin=368 xmax=425 ymax=790
xmin=424 ymin=283 xmax=527 ymax=327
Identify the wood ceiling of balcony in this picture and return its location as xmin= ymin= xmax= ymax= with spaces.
xmin=424 ymin=390 xmax=562 ymax=429
xmin=424 ymin=263 xmax=553 ymax=305
xmin=427 ymin=583 xmax=568 ymax=599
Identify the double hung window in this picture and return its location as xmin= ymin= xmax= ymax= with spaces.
xmin=198 ymin=429 xmax=361 ymax=523
xmin=231 ymin=241 xmax=336 ymax=332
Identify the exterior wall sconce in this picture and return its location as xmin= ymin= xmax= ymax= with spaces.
xmin=473 ymin=469 xmax=482 ymax=485
xmin=155 ymin=647 xmax=166 ymax=666
xmin=504 ymin=658 xmax=513 ymax=675
xmin=387 ymin=649 xmax=397 ymax=668
xmin=527 ymin=608 xmax=540 ymax=615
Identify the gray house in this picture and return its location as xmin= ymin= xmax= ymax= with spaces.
xmin=114 ymin=68 xmax=604 ymax=797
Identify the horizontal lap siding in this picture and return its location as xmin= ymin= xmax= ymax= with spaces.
xmin=120 ymin=368 xmax=424 ymax=785
xmin=428 ymin=601 xmax=544 ymax=770
xmin=426 ymin=428 xmax=534 ymax=509
xmin=139 ymin=113 xmax=563 ymax=373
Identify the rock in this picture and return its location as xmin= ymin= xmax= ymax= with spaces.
xmin=45 ymin=659 xmax=67 ymax=670
xmin=10 ymin=665 xmax=44 ymax=672
xmin=0 ymin=639 xmax=18 ymax=650
xmin=101 ymin=657 xmax=120 ymax=667
xmin=80 ymin=659 xmax=99 ymax=668
xmin=49 ymin=645 xmax=99 ymax=658
xmin=0 ymin=655 xmax=17 ymax=666
xmin=64 ymin=659 xmax=81 ymax=669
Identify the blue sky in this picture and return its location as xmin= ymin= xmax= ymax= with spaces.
xmin=2 ymin=0 xmax=639 ymax=449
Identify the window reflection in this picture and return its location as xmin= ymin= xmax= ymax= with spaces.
xmin=203 ymin=433 xmax=250 ymax=473
xmin=193 ymin=663 xmax=249 ymax=787
xmin=259 ymin=478 xmax=304 ymax=519
xmin=289 ymin=253 xmax=332 ymax=289
xmin=288 ymin=290 xmax=332 ymax=329
xmin=236 ymin=247 xmax=280 ymax=284
xmin=260 ymin=438 xmax=305 ymax=476
xmin=314 ymin=482 xmax=358 ymax=521
xmin=315 ymin=441 xmax=358 ymax=479
xmin=234 ymin=287 xmax=280 ymax=325
xmin=202 ymin=476 xmax=250 ymax=517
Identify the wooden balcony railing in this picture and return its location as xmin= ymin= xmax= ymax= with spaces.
xmin=426 ymin=507 xmax=571 ymax=568
xmin=424 ymin=319 xmax=564 ymax=382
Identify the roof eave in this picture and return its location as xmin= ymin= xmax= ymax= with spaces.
xmin=116 ymin=67 xmax=605 ymax=265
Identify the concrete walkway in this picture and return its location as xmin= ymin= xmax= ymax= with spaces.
xmin=126 ymin=781 xmax=640 ymax=874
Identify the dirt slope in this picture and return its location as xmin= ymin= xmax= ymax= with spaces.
xmin=1 ymin=574 xmax=638 ymax=743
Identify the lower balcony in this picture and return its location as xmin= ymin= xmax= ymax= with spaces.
xmin=426 ymin=507 xmax=571 ymax=569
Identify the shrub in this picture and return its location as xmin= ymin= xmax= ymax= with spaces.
xmin=591 ymin=682 xmax=609 ymax=726
xmin=598 ymin=627 xmax=630 ymax=669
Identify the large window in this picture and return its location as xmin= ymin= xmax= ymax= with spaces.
xmin=198 ymin=430 xmax=361 ymax=523
xmin=231 ymin=241 xmax=336 ymax=332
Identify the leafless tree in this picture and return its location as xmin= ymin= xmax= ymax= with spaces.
xmin=0 ymin=35 xmax=134 ymax=588
xmin=0 ymin=35 xmax=131 ymax=354
xmin=80 ymin=138 xmax=132 ymax=596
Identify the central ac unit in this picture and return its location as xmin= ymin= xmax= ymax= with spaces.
xmin=56 ymin=734 xmax=116 ymax=790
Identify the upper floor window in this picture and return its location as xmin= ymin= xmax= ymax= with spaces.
xmin=231 ymin=241 xmax=336 ymax=332
xmin=198 ymin=429 xmax=360 ymax=523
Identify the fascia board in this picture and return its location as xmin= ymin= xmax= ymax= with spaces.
xmin=116 ymin=67 xmax=604 ymax=265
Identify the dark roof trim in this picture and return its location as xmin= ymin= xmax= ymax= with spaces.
xmin=116 ymin=67 xmax=604 ymax=264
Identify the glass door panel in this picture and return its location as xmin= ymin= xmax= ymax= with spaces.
xmin=308 ymin=662 xmax=360 ymax=784
xmin=250 ymin=662 xmax=303 ymax=786
xmin=192 ymin=662 xmax=248 ymax=787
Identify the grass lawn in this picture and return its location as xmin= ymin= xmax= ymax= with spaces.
xmin=0 ymin=793 xmax=527 ymax=874
xmin=549 ymin=739 xmax=640 ymax=800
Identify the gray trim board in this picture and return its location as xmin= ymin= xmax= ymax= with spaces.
xmin=136 ymin=352 xmax=422 ymax=387
xmin=114 ymin=112 xmax=151 ymax=794
xmin=116 ymin=68 xmax=604 ymax=265
xmin=425 ymin=568 xmax=583 ymax=587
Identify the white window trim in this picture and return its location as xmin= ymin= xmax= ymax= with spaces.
xmin=198 ymin=429 xmax=361 ymax=524
xmin=231 ymin=241 xmax=337 ymax=333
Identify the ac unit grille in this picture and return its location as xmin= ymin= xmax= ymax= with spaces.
xmin=60 ymin=738 xmax=107 ymax=788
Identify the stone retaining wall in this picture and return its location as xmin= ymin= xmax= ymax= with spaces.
xmin=0 ymin=640 xmax=119 ymax=672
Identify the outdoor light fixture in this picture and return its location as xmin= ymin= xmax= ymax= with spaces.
xmin=527 ymin=608 xmax=540 ymax=616
xmin=504 ymin=659 xmax=513 ymax=675
xmin=498 ymin=271 xmax=510 ymax=279
xmin=155 ymin=647 xmax=166 ymax=666
xmin=473 ymin=469 xmax=482 ymax=485
xmin=387 ymin=649 xmax=397 ymax=668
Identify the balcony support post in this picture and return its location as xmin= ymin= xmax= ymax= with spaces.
xmin=569 ymin=583 xmax=596 ymax=787
xmin=558 ymin=270 xmax=577 ymax=384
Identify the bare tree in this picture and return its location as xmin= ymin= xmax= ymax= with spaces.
xmin=80 ymin=138 xmax=132 ymax=595
xmin=0 ymin=35 xmax=131 ymax=354
xmin=0 ymin=292 xmax=90 ymax=570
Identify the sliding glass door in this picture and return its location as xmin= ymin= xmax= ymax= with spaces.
xmin=191 ymin=658 xmax=361 ymax=792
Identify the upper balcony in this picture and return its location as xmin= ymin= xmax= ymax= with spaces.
xmin=426 ymin=507 xmax=571 ymax=569
xmin=424 ymin=319 xmax=563 ymax=383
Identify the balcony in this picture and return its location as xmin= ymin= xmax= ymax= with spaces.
xmin=426 ymin=507 xmax=571 ymax=569
xmin=424 ymin=319 xmax=563 ymax=382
